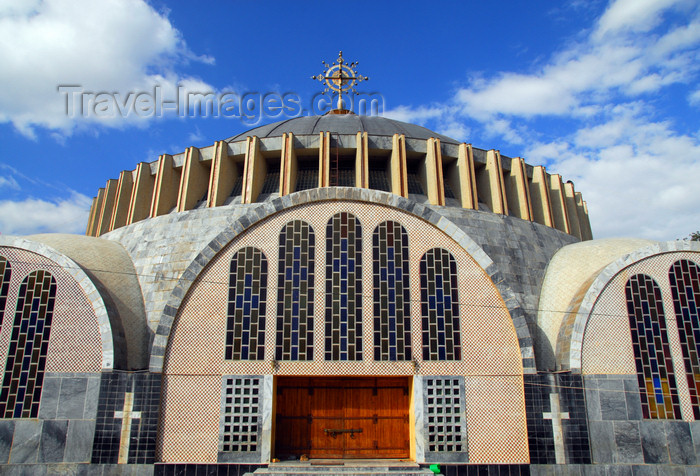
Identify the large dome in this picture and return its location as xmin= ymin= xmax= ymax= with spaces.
xmin=225 ymin=114 xmax=460 ymax=144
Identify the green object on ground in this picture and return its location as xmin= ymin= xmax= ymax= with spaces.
xmin=429 ymin=463 xmax=441 ymax=474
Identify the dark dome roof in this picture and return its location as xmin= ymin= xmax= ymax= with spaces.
xmin=225 ymin=114 xmax=460 ymax=144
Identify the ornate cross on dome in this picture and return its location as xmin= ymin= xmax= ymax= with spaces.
xmin=312 ymin=51 xmax=369 ymax=112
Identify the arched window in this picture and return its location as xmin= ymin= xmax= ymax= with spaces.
xmin=0 ymin=270 xmax=56 ymax=418
xmin=276 ymin=221 xmax=314 ymax=361
xmin=325 ymin=212 xmax=363 ymax=360
xmin=226 ymin=247 xmax=267 ymax=360
xmin=420 ymin=248 xmax=461 ymax=361
xmin=0 ymin=256 xmax=10 ymax=330
xmin=669 ymin=259 xmax=700 ymax=418
xmin=372 ymin=221 xmax=411 ymax=361
xmin=626 ymin=274 xmax=681 ymax=419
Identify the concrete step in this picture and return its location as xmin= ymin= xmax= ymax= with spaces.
xmin=247 ymin=461 xmax=435 ymax=476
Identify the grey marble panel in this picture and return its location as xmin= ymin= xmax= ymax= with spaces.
xmin=260 ymin=375 xmax=273 ymax=463
xmin=413 ymin=376 xmax=425 ymax=463
xmin=589 ymin=420 xmax=614 ymax=463
xmin=607 ymin=466 xmax=634 ymax=476
xmin=38 ymin=419 xmax=67 ymax=463
xmin=613 ymin=421 xmax=643 ymax=464
xmin=599 ymin=379 xmax=627 ymax=421
xmin=666 ymin=421 xmax=696 ymax=465
xmin=640 ymin=420 xmax=668 ymax=464
xmin=585 ymin=386 xmax=601 ymax=421
xmin=691 ymin=421 xmax=700 ymax=464
xmin=9 ymin=420 xmax=42 ymax=464
xmin=57 ymin=377 xmax=88 ymax=420
xmin=631 ymin=466 xmax=657 ymax=476
xmin=0 ymin=420 xmax=14 ymax=463
xmin=581 ymin=465 xmax=607 ymax=476
xmin=83 ymin=375 xmax=101 ymax=419
xmin=65 ymin=420 xmax=96 ymax=463
xmin=623 ymin=379 xmax=643 ymax=421
xmin=2 ymin=463 xmax=48 ymax=476
xmin=38 ymin=376 xmax=61 ymax=420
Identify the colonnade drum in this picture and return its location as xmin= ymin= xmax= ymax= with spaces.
xmin=86 ymin=114 xmax=592 ymax=242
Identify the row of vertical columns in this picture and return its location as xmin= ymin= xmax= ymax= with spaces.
xmin=87 ymin=136 xmax=592 ymax=240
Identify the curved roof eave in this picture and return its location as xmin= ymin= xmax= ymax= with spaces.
xmin=225 ymin=114 xmax=460 ymax=144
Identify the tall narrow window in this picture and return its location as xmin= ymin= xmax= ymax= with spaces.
xmin=626 ymin=274 xmax=681 ymax=419
xmin=0 ymin=270 xmax=56 ymax=418
xmin=0 ymin=256 xmax=10 ymax=330
xmin=325 ymin=212 xmax=362 ymax=360
xmin=420 ymin=248 xmax=461 ymax=361
xmin=226 ymin=247 xmax=267 ymax=360
xmin=670 ymin=259 xmax=700 ymax=418
xmin=373 ymin=221 xmax=411 ymax=360
xmin=276 ymin=221 xmax=314 ymax=360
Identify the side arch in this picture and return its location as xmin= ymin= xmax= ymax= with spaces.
xmin=558 ymin=240 xmax=700 ymax=371
xmin=0 ymin=236 xmax=115 ymax=370
xmin=149 ymin=187 xmax=534 ymax=373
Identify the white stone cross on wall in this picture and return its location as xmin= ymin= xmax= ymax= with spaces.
xmin=543 ymin=392 xmax=570 ymax=464
xmin=114 ymin=392 xmax=142 ymax=464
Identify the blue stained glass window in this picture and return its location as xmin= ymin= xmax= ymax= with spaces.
xmin=421 ymin=248 xmax=462 ymax=361
xmin=626 ymin=273 xmax=680 ymax=419
xmin=669 ymin=259 xmax=700 ymax=419
xmin=325 ymin=212 xmax=362 ymax=361
xmin=276 ymin=221 xmax=314 ymax=361
xmin=372 ymin=221 xmax=412 ymax=361
xmin=226 ymin=247 xmax=267 ymax=361
xmin=0 ymin=270 xmax=55 ymax=419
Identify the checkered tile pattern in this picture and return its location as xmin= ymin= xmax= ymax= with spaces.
xmin=164 ymin=201 xmax=523 ymax=377
xmin=464 ymin=375 xmax=529 ymax=463
xmin=0 ymin=247 xmax=102 ymax=373
xmin=161 ymin=201 xmax=526 ymax=461
xmin=158 ymin=375 xmax=220 ymax=463
xmin=581 ymin=252 xmax=700 ymax=421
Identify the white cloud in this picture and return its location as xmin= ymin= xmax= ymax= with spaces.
xmin=0 ymin=192 xmax=92 ymax=235
xmin=527 ymin=109 xmax=700 ymax=241
xmin=0 ymin=175 xmax=20 ymax=190
xmin=594 ymin=0 xmax=684 ymax=38
xmin=388 ymin=0 xmax=700 ymax=240
xmin=0 ymin=0 xmax=216 ymax=137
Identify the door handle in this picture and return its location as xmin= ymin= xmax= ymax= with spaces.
xmin=323 ymin=428 xmax=363 ymax=438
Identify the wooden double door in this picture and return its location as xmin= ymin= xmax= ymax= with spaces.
xmin=275 ymin=377 xmax=410 ymax=459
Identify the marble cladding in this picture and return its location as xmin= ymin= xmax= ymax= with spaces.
xmin=0 ymin=372 xmax=100 ymax=465
xmin=585 ymin=374 xmax=700 ymax=466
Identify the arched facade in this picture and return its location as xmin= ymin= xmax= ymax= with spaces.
xmin=157 ymin=199 xmax=528 ymax=464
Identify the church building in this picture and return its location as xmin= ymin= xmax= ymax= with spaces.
xmin=0 ymin=102 xmax=699 ymax=474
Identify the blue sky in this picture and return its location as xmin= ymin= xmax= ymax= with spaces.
xmin=0 ymin=0 xmax=699 ymax=240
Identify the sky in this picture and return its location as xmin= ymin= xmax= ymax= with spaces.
xmin=0 ymin=0 xmax=699 ymax=241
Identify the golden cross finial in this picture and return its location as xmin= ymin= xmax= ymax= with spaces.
xmin=312 ymin=51 xmax=369 ymax=111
